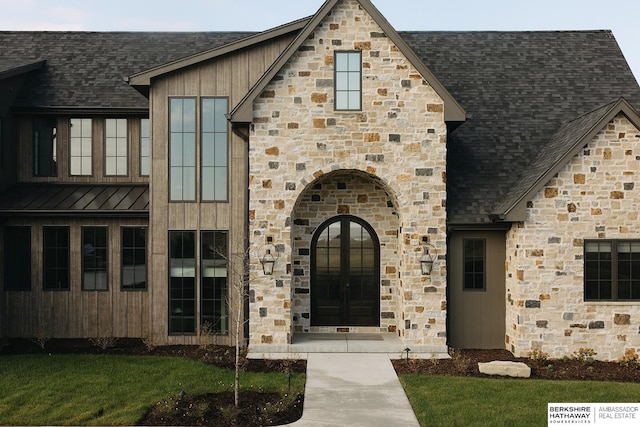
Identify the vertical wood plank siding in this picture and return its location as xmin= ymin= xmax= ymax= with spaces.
xmin=150 ymin=36 xmax=295 ymax=345
xmin=1 ymin=217 xmax=149 ymax=338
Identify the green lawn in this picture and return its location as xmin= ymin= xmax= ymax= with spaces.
xmin=400 ymin=375 xmax=640 ymax=427
xmin=0 ymin=354 xmax=305 ymax=426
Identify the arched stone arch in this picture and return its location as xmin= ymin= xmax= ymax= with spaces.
xmin=290 ymin=169 xmax=402 ymax=334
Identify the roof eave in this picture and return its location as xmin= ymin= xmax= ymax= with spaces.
xmin=127 ymin=17 xmax=310 ymax=89
xmin=495 ymin=98 xmax=640 ymax=222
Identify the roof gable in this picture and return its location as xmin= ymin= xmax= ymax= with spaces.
xmin=492 ymin=98 xmax=640 ymax=221
xmin=127 ymin=17 xmax=310 ymax=95
xmin=228 ymin=0 xmax=465 ymax=124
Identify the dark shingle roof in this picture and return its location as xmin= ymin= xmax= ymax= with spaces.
xmin=400 ymin=30 xmax=640 ymax=223
xmin=491 ymin=99 xmax=636 ymax=219
xmin=0 ymin=31 xmax=253 ymax=110
xmin=2 ymin=29 xmax=639 ymax=223
xmin=0 ymin=184 xmax=149 ymax=216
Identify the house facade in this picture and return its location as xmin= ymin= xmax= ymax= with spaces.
xmin=1 ymin=0 xmax=639 ymax=360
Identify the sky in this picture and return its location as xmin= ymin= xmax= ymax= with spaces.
xmin=1 ymin=0 xmax=639 ymax=84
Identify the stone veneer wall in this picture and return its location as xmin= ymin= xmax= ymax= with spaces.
xmin=247 ymin=0 xmax=448 ymax=351
xmin=506 ymin=114 xmax=640 ymax=361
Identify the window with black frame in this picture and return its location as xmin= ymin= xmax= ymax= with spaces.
xmin=105 ymin=118 xmax=128 ymax=176
xmin=169 ymin=98 xmax=196 ymax=201
xmin=70 ymin=118 xmax=92 ymax=176
xmin=33 ymin=118 xmax=57 ymax=177
xmin=463 ymin=239 xmax=486 ymax=290
xmin=43 ymin=226 xmax=69 ymax=291
xmin=335 ymin=51 xmax=362 ymax=111
xmin=121 ymin=227 xmax=146 ymax=290
xmin=169 ymin=231 xmax=196 ymax=333
xmin=4 ymin=226 xmax=31 ymax=291
xmin=82 ymin=227 xmax=108 ymax=291
xmin=140 ymin=119 xmax=150 ymax=176
xmin=201 ymin=231 xmax=228 ymax=334
xmin=201 ymin=98 xmax=228 ymax=201
xmin=585 ymin=240 xmax=640 ymax=301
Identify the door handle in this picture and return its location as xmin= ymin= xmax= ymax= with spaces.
xmin=345 ymin=282 xmax=349 ymax=288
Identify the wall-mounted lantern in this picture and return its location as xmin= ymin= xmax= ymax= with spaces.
xmin=261 ymin=249 xmax=276 ymax=275
xmin=259 ymin=244 xmax=280 ymax=275
xmin=420 ymin=244 xmax=437 ymax=275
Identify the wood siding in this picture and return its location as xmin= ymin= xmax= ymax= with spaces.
xmin=0 ymin=217 xmax=149 ymax=338
xmin=148 ymin=35 xmax=295 ymax=345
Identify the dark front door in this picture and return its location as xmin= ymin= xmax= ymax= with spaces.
xmin=311 ymin=216 xmax=380 ymax=326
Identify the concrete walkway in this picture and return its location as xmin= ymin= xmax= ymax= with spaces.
xmin=284 ymin=353 xmax=420 ymax=426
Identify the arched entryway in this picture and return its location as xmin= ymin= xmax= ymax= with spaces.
xmin=310 ymin=216 xmax=380 ymax=326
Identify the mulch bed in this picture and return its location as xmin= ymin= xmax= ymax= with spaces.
xmin=392 ymin=349 xmax=640 ymax=382
xmin=2 ymin=338 xmax=639 ymax=425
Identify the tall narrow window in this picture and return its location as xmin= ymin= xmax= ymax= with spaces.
xmin=335 ymin=51 xmax=362 ymax=110
xmin=43 ymin=226 xmax=69 ymax=291
xmin=4 ymin=226 xmax=31 ymax=291
xmin=201 ymin=231 xmax=228 ymax=334
xmin=169 ymin=231 xmax=196 ymax=333
xmin=122 ymin=227 xmax=147 ymax=290
xmin=585 ymin=241 xmax=613 ymax=300
xmin=82 ymin=227 xmax=108 ymax=290
xmin=616 ymin=241 xmax=640 ymax=300
xmin=201 ymin=98 xmax=228 ymax=201
xmin=70 ymin=118 xmax=92 ymax=175
xmin=33 ymin=118 xmax=57 ymax=177
xmin=105 ymin=118 xmax=128 ymax=176
xmin=140 ymin=118 xmax=150 ymax=176
xmin=463 ymin=239 xmax=485 ymax=290
xmin=169 ymin=98 xmax=196 ymax=201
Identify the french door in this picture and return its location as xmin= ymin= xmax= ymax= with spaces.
xmin=311 ymin=216 xmax=380 ymax=326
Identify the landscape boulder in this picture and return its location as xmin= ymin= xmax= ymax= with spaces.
xmin=478 ymin=361 xmax=531 ymax=378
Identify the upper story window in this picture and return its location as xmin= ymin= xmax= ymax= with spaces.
xmin=201 ymin=98 xmax=228 ymax=201
xmin=105 ymin=118 xmax=128 ymax=176
xmin=70 ymin=118 xmax=92 ymax=176
xmin=33 ymin=118 xmax=57 ymax=177
xmin=335 ymin=51 xmax=362 ymax=111
xmin=140 ymin=119 xmax=150 ymax=176
xmin=169 ymin=97 xmax=228 ymax=202
xmin=463 ymin=239 xmax=485 ymax=290
xmin=585 ymin=240 xmax=640 ymax=301
xmin=170 ymin=98 xmax=196 ymax=201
